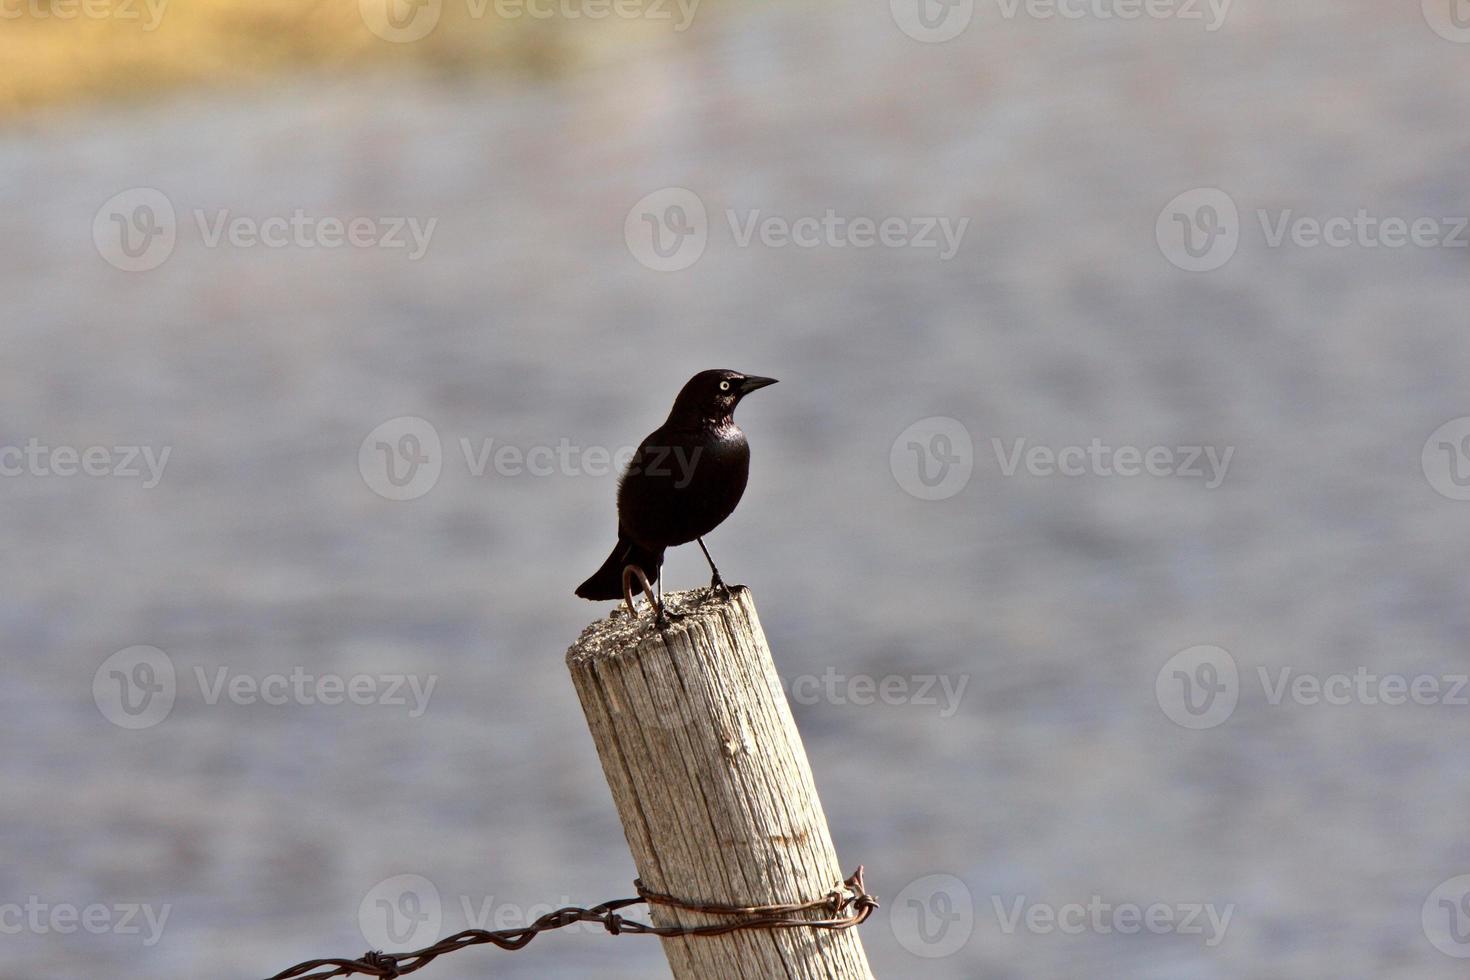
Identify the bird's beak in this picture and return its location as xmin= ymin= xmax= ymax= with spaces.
xmin=738 ymin=376 xmax=779 ymax=395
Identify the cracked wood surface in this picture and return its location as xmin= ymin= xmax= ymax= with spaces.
xmin=568 ymin=587 xmax=873 ymax=980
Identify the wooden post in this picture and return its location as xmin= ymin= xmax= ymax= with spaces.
xmin=567 ymin=587 xmax=873 ymax=979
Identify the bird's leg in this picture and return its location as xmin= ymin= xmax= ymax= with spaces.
xmin=697 ymin=537 xmax=731 ymax=598
xmin=652 ymin=574 xmax=683 ymax=625
xmin=653 ymin=574 xmax=686 ymax=627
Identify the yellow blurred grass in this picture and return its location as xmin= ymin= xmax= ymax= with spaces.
xmin=0 ymin=0 xmax=600 ymax=117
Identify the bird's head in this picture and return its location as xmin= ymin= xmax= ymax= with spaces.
xmin=670 ymin=369 xmax=779 ymax=423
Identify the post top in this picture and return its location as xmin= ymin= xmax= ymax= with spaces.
xmin=566 ymin=586 xmax=752 ymax=667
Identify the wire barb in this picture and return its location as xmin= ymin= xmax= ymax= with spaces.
xmin=265 ymin=868 xmax=876 ymax=980
xmin=620 ymin=563 xmax=658 ymax=619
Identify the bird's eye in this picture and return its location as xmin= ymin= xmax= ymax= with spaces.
xmin=719 ymin=380 xmax=731 ymax=391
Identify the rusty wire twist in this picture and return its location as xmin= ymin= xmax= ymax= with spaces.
xmin=266 ymin=867 xmax=876 ymax=980
xmin=620 ymin=563 xmax=660 ymax=620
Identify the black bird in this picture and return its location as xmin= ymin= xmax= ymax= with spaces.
xmin=576 ymin=369 xmax=778 ymax=610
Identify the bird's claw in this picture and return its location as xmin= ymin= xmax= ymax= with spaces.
xmin=710 ymin=575 xmax=732 ymax=600
xmin=654 ymin=606 xmax=686 ymax=630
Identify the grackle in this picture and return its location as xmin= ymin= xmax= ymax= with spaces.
xmin=575 ymin=369 xmax=778 ymax=613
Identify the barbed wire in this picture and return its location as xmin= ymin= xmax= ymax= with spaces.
xmin=267 ymin=866 xmax=876 ymax=980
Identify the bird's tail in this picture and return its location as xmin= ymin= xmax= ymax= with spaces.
xmin=575 ymin=538 xmax=665 ymax=600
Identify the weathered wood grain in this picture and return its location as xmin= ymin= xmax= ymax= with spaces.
xmin=567 ymin=587 xmax=873 ymax=979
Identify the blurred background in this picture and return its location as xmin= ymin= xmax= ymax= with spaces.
xmin=4 ymin=0 xmax=1470 ymax=976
